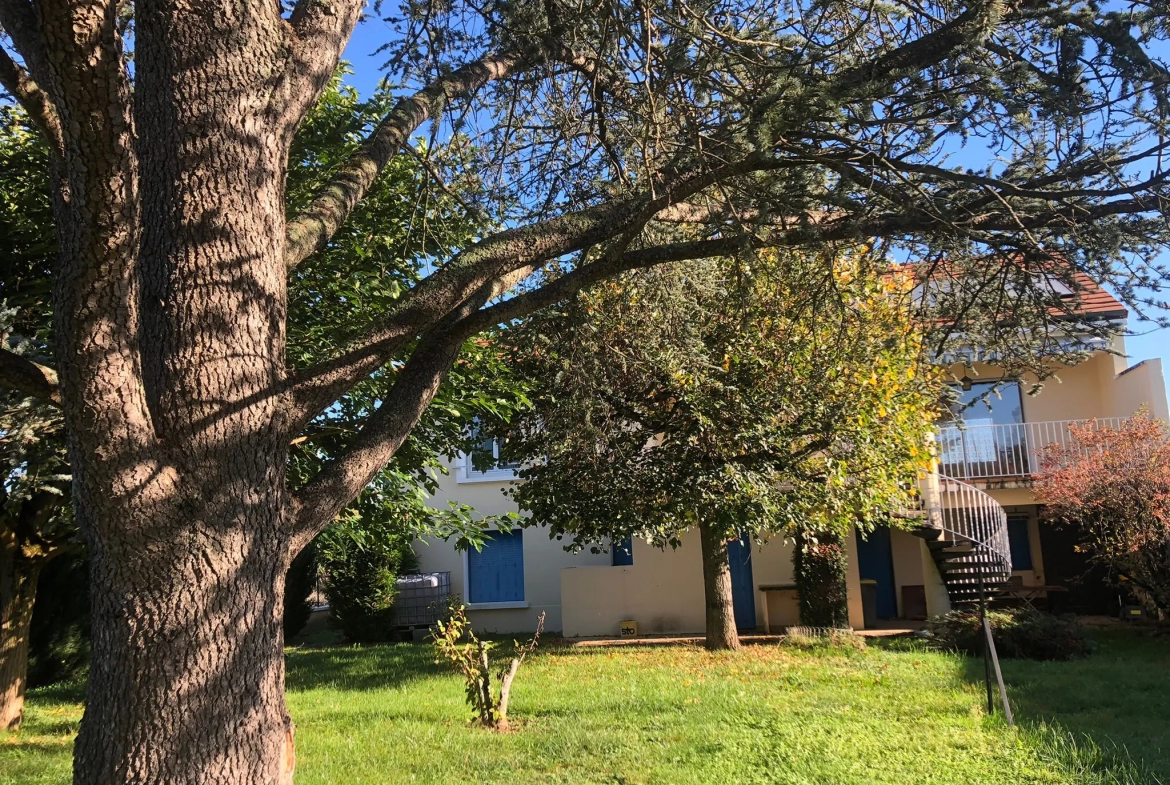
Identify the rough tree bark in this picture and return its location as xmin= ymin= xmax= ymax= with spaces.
xmin=8 ymin=2 xmax=363 ymax=783
xmin=698 ymin=521 xmax=740 ymax=651
xmin=0 ymin=488 xmax=69 ymax=730
xmin=0 ymin=537 xmax=42 ymax=731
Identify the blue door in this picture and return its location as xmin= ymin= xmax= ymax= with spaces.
xmin=855 ymin=526 xmax=898 ymax=618
xmin=727 ymin=533 xmax=756 ymax=630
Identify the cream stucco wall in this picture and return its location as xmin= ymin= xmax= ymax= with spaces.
xmin=560 ymin=530 xmax=866 ymax=637
xmin=950 ymin=345 xmax=1167 ymax=426
xmin=1111 ymin=359 xmax=1169 ymax=421
xmin=416 ymin=462 xmax=610 ymax=634
xmin=561 ymin=531 xmax=795 ymax=638
xmin=419 ymin=457 xmax=873 ymax=636
xmin=889 ymin=528 xmax=926 ymax=617
xmin=560 ymin=536 xmax=708 ymax=638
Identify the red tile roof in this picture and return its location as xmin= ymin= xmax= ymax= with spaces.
xmin=1066 ymin=272 xmax=1127 ymax=319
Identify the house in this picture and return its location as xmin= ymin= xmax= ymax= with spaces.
xmin=413 ymin=283 xmax=1169 ymax=635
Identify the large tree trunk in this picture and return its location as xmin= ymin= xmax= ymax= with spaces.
xmin=0 ymin=537 xmax=41 ymax=731
xmin=47 ymin=4 xmax=300 ymax=783
xmin=698 ymin=521 xmax=740 ymax=651
xmin=72 ymin=504 xmax=293 ymax=785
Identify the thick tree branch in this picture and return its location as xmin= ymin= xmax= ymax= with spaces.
xmin=284 ymin=154 xmax=776 ymax=428
xmin=284 ymin=49 xmax=531 ymax=268
xmin=0 ymin=348 xmax=61 ymax=406
xmin=451 ymin=237 xmax=764 ymax=339
xmin=287 ymin=328 xmax=465 ymax=554
xmin=0 ymin=0 xmax=45 ymax=73
xmin=276 ymin=0 xmax=366 ymax=133
xmin=833 ymin=0 xmax=1009 ymax=97
xmin=285 ymin=232 xmax=829 ymax=549
xmin=0 ymin=45 xmax=62 ymax=154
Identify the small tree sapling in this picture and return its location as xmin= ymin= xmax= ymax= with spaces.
xmin=432 ymin=604 xmax=546 ymax=730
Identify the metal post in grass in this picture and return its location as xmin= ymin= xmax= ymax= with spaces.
xmin=978 ymin=566 xmax=994 ymax=716
xmin=982 ymin=615 xmax=1014 ymax=727
xmin=977 ymin=563 xmax=1014 ymax=727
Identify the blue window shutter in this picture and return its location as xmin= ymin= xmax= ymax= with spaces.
xmin=1006 ymin=515 xmax=1033 ymax=571
xmin=612 ymin=538 xmax=634 ymax=566
xmin=468 ymin=530 xmax=524 ymax=603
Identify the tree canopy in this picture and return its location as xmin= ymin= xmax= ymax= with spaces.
xmin=499 ymin=248 xmax=941 ymax=646
xmin=504 ymin=249 xmax=941 ymax=549
xmin=2 ymin=0 xmax=1170 ymax=780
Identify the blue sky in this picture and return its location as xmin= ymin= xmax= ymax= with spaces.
xmin=340 ymin=19 xmax=1170 ymax=374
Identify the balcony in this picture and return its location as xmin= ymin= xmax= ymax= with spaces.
xmin=936 ymin=417 xmax=1130 ymax=480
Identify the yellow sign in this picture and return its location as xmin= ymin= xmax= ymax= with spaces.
xmin=620 ymin=620 xmax=638 ymax=638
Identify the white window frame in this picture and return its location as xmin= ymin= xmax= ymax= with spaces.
xmin=455 ymin=436 xmax=520 ymax=483
xmin=462 ymin=530 xmax=529 ymax=610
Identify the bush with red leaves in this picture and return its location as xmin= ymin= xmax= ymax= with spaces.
xmin=1036 ymin=413 xmax=1170 ymax=618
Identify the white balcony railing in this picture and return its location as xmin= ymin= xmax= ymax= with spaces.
xmin=936 ymin=417 xmax=1130 ymax=480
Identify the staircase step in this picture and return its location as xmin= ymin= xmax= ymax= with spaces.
xmin=938 ymin=562 xmax=1009 ymax=572
xmin=932 ymin=548 xmax=979 ymax=558
xmin=948 ymin=588 xmax=1011 ymax=598
xmin=928 ymin=540 xmax=976 ymax=551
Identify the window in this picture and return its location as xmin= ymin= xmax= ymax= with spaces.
xmin=612 ymin=538 xmax=634 ymax=566
xmin=458 ymin=425 xmax=521 ymax=483
xmin=939 ymin=380 xmax=1026 ymax=472
xmin=1006 ymin=515 xmax=1034 ymax=571
xmin=466 ymin=530 xmax=525 ymax=605
xmin=950 ymin=381 xmax=1024 ymax=427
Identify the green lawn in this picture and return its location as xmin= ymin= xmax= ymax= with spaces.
xmin=3 ymin=629 xmax=1167 ymax=784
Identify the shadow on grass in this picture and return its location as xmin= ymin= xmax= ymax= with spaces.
xmin=958 ymin=628 xmax=1169 ymax=784
xmin=285 ymin=640 xmax=448 ymax=693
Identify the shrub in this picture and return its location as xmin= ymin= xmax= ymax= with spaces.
xmin=793 ymin=528 xmax=849 ymax=628
xmin=432 ymin=603 xmax=545 ymax=729
xmin=28 ymin=553 xmax=91 ymax=687
xmin=927 ymin=608 xmax=1090 ymax=661
xmin=316 ymin=517 xmax=418 ymax=643
xmin=1035 ymin=413 xmax=1170 ymax=619
xmin=283 ymin=541 xmax=317 ymax=640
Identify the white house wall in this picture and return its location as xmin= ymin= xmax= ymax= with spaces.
xmin=1110 ymin=359 xmax=1169 ymax=421
xmin=415 ymin=463 xmax=610 ymax=634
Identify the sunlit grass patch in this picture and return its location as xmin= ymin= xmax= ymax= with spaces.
xmin=2 ymin=629 xmax=1165 ymax=784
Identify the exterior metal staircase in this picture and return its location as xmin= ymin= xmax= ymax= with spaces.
xmin=914 ymin=474 xmax=1013 ymax=608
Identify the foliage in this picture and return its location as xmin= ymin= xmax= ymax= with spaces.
xmin=283 ymin=70 xmax=528 ymax=552
xmin=27 ymin=553 xmax=90 ymax=689
xmin=431 ymin=604 xmax=545 ymax=730
xmin=317 ymin=515 xmax=419 ymax=643
xmin=782 ymin=626 xmax=867 ymax=652
xmin=502 ymin=248 xmax=942 ymax=552
xmin=1035 ymin=413 xmax=1170 ymax=618
xmin=0 ymin=106 xmax=54 ymax=347
xmin=0 ymin=111 xmax=72 ymax=556
xmin=14 ymin=630 xmax=1170 ymax=784
xmin=386 ymin=0 xmax=1170 ymax=376
xmin=793 ymin=529 xmax=850 ymax=629
xmin=926 ymin=608 xmax=1091 ymax=661
xmin=283 ymin=543 xmax=318 ymax=641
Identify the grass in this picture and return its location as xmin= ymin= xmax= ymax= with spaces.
xmin=2 ymin=628 xmax=1167 ymax=784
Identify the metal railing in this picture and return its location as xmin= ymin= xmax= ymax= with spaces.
xmin=920 ymin=473 xmax=1013 ymax=589
xmin=936 ymin=417 xmax=1130 ymax=479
